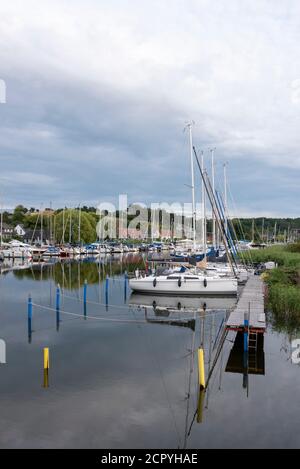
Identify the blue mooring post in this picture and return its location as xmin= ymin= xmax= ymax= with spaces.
xmin=124 ymin=270 xmax=128 ymax=302
xmin=244 ymin=312 xmax=249 ymax=352
xmin=56 ymin=284 xmax=60 ymax=331
xmin=27 ymin=294 xmax=32 ymax=344
xmin=105 ymin=275 xmax=109 ymax=309
xmin=83 ymin=279 xmax=87 ymax=318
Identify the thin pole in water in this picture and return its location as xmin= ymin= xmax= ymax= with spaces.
xmin=83 ymin=279 xmax=87 ymax=318
xmin=28 ymin=294 xmax=32 ymax=343
xmin=124 ymin=270 xmax=128 ymax=302
xmin=105 ymin=275 xmax=109 ymax=309
xmin=56 ymin=284 xmax=60 ymax=330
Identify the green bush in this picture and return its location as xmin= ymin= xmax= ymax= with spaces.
xmin=247 ymin=245 xmax=300 ymax=327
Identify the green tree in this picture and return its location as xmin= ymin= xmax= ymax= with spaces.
xmin=12 ymin=205 xmax=28 ymax=226
xmin=53 ymin=209 xmax=97 ymax=244
xmin=2 ymin=211 xmax=12 ymax=224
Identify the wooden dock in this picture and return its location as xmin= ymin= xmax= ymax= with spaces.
xmin=226 ymin=275 xmax=266 ymax=333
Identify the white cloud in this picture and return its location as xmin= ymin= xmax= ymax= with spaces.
xmin=1 ymin=171 xmax=57 ymax=187
xmin=0 ymin=0 xmax=299 ymax=213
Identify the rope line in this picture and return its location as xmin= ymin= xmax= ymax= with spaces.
xmin=57 ymin=293 xmax=231 ymax=319
xmin=31 ymin=302 xmax=217 ymax=324
xmin=32 ymin=303 xmax=147 ymax=324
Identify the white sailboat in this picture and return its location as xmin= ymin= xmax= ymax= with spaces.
xmin=130 ymin=126 xmax=238 ymax=296
xmin=129 ymin=269 xmax=237 ymax=295
xmin=1 ymin=240 xmax=33 ymax=259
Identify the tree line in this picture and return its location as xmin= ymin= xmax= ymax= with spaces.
xmin=2 ymin=205 xmax=300 ymax=243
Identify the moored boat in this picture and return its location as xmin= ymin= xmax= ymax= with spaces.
xmin=129 ymin=269 xmax=237 ymax=296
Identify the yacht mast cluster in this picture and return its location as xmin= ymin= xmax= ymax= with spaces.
xmin=129 ymin=124 xmax=245 ymax=296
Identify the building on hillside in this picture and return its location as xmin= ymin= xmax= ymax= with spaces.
xmin=1 ymin=223 xmax=14 ymax=238
xmin=14 ymin=224 xmax=26 ymax=236
xmin=23 ymin=229 xmax=50 ymax=244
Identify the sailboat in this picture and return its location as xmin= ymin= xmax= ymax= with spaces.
xmin=130 ymin=126 xmax=238 ymax=296
xmin=129 ymin=267 xmax=237 ymax=296
xmin=1 ymin=240 xmax=33 ymax=259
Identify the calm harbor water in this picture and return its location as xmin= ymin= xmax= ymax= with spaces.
xmin=0 ymin=255 xmax=299 ymax=449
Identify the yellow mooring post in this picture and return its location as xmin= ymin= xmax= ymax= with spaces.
xmin=43 ymin=347 xmax=49 ymax=370
xmin=198 ymin=348 xmax=206 ymax=390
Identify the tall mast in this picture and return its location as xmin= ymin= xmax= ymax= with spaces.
xmin=41 ymin=204 xmax=43 ymax=245
xmin=252 ymin=219 xmax=254 ymax=243
xmin=201 ymin=151 xmax=207 ymax=261
xmin=49 ymin=200 xmax=52 ymax=244
xmin=78 ymin=205 xmax=81 ymax=245
xmin=274 ymin=221 xmax=277 ymax=243
xmin=187 ymin=122 xmax=196 ymax=251
xmin=69 ymin=209 xmax=72 ymax=244
xmin=210 ymin=148 xmax=216 ymax=248
xmin=223 ymin=162 xmax=228 ymax=238
xmin=62 ymin=208 xmax=65 ymax=244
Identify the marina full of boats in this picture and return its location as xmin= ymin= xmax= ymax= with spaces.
xmin=0 ymin=127 xmax=267 ymax=298
xmin=128 ymin=127 xmax=257 ymax=297
xmin=0 ymin=240 xmax=173 ymax=261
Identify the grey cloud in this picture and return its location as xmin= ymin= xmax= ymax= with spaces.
xmin=0 ymin=0 xmax=299 ymax=214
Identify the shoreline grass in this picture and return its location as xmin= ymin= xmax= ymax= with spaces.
xmin=245 ymin=243 xmax=300 ymax=330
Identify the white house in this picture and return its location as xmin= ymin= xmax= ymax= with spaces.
xmin=14 ymin=224 xmax=26 ymax=236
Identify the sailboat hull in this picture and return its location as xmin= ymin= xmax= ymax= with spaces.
xmin=129 ymin=275 xmax=237 ymax=296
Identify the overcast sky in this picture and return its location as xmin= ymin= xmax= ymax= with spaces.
xmin=0 ymin=0 xmax=300 ymax=217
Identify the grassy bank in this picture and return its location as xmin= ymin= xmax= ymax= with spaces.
xmin=246 ymin=243 xmax=300 ymax=332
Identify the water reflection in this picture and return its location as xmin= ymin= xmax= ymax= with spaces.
xmin=2 ymin=254 xmax=144 ymax=290
xmin=225 ymin=331 xmax=265 ymax=395
xmin=43 ymin=369 xmax=49 ymax=388
xmin=129 ymin=292 xmax=236 ymax=313
xmin=2 ymin=255 xmax=295 ymax=449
